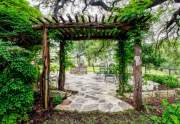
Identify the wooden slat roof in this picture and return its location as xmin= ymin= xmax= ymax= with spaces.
xmin=31 ymin=14 xmax=136 ymax=40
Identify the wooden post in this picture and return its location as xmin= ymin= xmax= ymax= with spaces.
xmin=42 ymin=25 xmax=50 ymax=109
xmin=133 ymin=43 xmax=143 ymax=111
xmin=118 ymin=40 xmax=126 ymax=95
xmin=58 ymin=40 xmax=65 ymax=90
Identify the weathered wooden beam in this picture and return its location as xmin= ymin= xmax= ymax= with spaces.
xmin=67 ymin=14 xmax=73 ymax=22
xmin=108 ymin=15 xmax=112 ymax=22
xmin=133 ymin=42 xmax=143 ymax=111
xmin=59 ymin=15 xmax=66 ymax=23
xmin=32 ymin=22 xmax=132 ymax=31
xmin=88 ymin=15 xmax=91 ymax=23
xmin=101 ymin=15 xmax=105 ymax=23
xmin=58 ymin=30 xmax=65 ymax=39
xmin=95 ymin=14 xmax=98 ymax=22
xmin=113 ymin=16 xmax=118 ymax=23
xmin=52 ymin=16 xmax=59 ymax=23
xmin=75 ymin=15 xmax=79 ymax=23
xmin=64 ymin=34 xmax=118 ymax=40
xmin=64 ymin=28 xmax=72 ymax=36
xmin=44 ymin=17 xmax=53 ymax=24
xmin=30 ymin=18 xmax=39 ymax=24
xmin=37 ymin=18 xmax=45 ymax=24
xmin=81 ymin=15 xmax=85 ymax=23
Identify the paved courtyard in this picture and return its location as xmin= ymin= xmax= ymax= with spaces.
xmin=55 ymin=73 xmax=133 ymax=112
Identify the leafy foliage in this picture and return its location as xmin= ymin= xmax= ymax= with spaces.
xmin=0 ymin=41 xmax=37 ymax=124
xmin=111 ymin=0 xmax=153 ymax=95
xmin=142 ymin=44 xmax=165 ymax=68
xmin=0 ymin=0 xmax=42 ymax=46
xmin=52 ymin=95 xmax=63 ymax=106
xmin=159 ymin=39 xmax=180 ymax=69
xmin=144 ymin=74 xmax=179 ymax=88
xmin=151 ymin=99 xmax=180 ymax=124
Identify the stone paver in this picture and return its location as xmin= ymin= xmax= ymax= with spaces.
xmin=55 ymin=73 xmax=133 ymax=112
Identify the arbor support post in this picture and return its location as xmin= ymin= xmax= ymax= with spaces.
xmin=118 ymin=40 xmax=126 ymax=95
xmin=133 ymin=43 xmax=143 ymax=111
xmin=58 ymin=40 xmax=65 ymax=90
xmin=41 ymin=25 xmax=50 ymax=109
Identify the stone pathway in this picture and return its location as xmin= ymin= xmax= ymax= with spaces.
xmin=55 ymin=73 xmax=133 ymax=112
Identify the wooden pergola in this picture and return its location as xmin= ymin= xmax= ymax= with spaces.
xmin=31 ymin=14 xmax=143 ymax=110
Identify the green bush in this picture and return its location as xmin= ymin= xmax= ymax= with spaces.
xmin=0 ymin=41 xmax=37 ymax=124
xmin=52 ymin=95 xmax=63 ymax=106
xmin=150 ymin=99 xmax=180 ymax=124
xmin=144 ymin=74 xmax=179 ymax=88
xmin=50 ymin=63 xmax=59 ymax=73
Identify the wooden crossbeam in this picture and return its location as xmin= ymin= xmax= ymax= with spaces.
xmin=37 ymin=18 xmax=45 ymax=24
xmin=113 ymin=16 xmax=118 ymax=23
xmin=30 ymin=18 xmax=39 ymax=24
xmin=44 ymin=17 xmax=53 ymax=24
xmin=64 ymin=35 xmax=118 ymax=40
xmin=59 ymin=16 xmax=66 ymax=23
xmin=81 ymin=15 xmax=85 ymax=23
xmin=101 ymin=15 xmax=105 ymax=23
xmin=32 ymin=22 xmax=132 ymax=31
xmin=108 ymin=15 xmax=112 ymax=22
xmin=58 ymin=29 xmax=66 ymax=39
xmin=88 ymin=15 xmax=91 ymax=23
xmin=67 ymin=14 xmax=73 ymax=22
xmin=95 ymin=15 xmax=98 ymax=22
xmin=64 ymin=28 xmax=72 ymax=38
xmin=52 ymin=16 xmax=59 ymax=23
xmin=75 ymin=15 xmax=79 ymax=23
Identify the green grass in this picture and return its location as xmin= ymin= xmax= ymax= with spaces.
xmin=145 ymin=69 xmax=168 ymax=76
xmin=87 ymin=66 xmax=100 ymax=72
xmin=144 ymin=74 xmax=180 ymax=88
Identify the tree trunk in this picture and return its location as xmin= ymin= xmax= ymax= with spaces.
xmin=133 ymin=43 xmax=143 ymax=111
xmin=58 ymin=41 xmax=65 ymax=91
xmin=41 ymin=25 xmax=50 ymax=109
xmin=118 ymin=40 xmax=126 ymax=95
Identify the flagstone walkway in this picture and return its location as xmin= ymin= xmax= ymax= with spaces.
xmin=55 ymin=73 xmax=133 ymax=112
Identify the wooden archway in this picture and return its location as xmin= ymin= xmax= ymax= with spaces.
xmin=31 ymin=14 xmax=143 ymax=110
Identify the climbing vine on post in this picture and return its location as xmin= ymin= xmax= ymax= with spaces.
xmin=117 ymin=40 xmax=127 ymax=95
xmin=58 ymin=40 xmax=66 ymax=90
xmin=113 ymin=0 xmax=153 ymax=110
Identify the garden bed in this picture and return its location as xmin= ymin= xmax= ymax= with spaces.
xmin=121 ymin=88 xmax=180 ymax=103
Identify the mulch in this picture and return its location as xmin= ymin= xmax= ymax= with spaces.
xmin=27 ymin=95 xmax=54 ymax=124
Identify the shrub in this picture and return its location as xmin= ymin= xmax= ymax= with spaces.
xmin=50 ymin=63 xmax=59 ymax=73
xmin=0 ymin=41 xmax=37 ymax=124
xmin=144 ymin=74 xmax=179 ymax=88
xmin=150 ymin=99 xmax=180 ymax=124
xmin=52 ymin=95 xmax=63 ymax=106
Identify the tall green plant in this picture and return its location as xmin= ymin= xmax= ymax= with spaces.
xmin=112 ymin=0 xmax=153 ymax=95
xmin=151 ymin=99 xmax=180 ymax=124
xmin=0 ymin=41 xmax=37 ymax=124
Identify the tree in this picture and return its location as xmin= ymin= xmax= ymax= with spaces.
xmin=142 ymin=44 xmax=165 ymax=73
xmin=0 ymin=0 xmax=42 ymax=46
